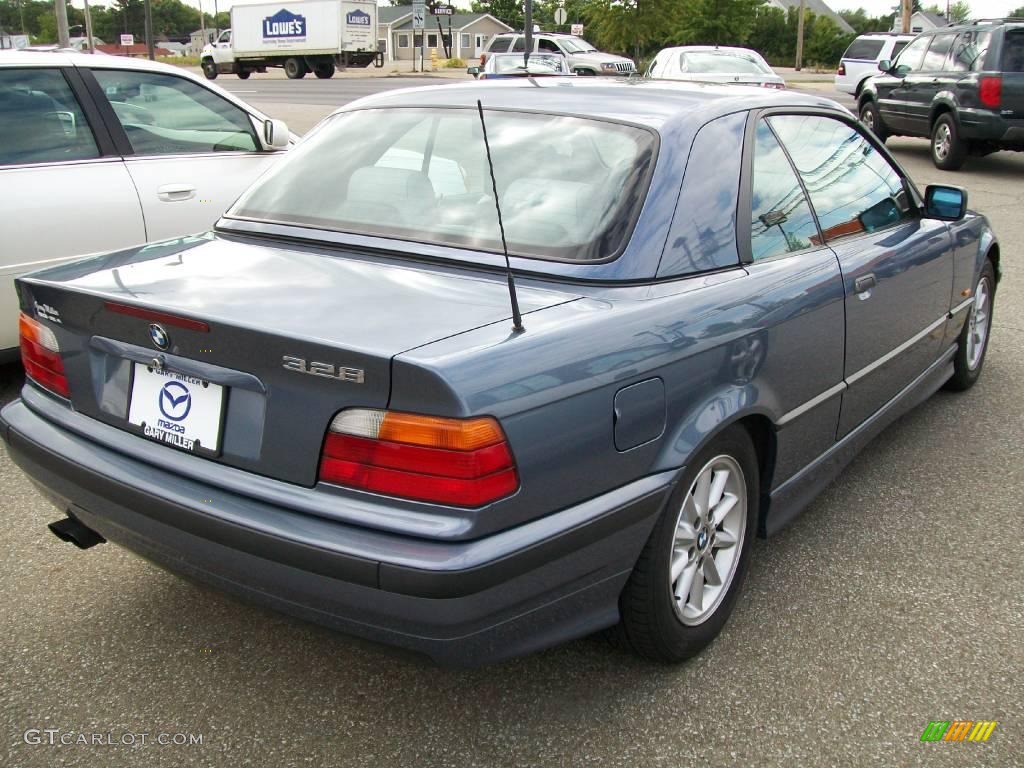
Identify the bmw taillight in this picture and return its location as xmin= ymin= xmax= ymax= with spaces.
xmin=979 ymin=76 xmax=1002 ymax=108
xmin=837 ymin=63 xmax=846 ymax=76
xmin=19 ymin=312 xmax=69 ymax=398
xmin=319 ymin=409 xmax=519 ymax=507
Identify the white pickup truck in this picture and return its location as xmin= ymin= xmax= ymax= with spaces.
xmin=202 ymin=0 xmax=382 ymax=80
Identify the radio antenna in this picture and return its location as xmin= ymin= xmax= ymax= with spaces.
xmin=476 ymin=100 xmax=524 ymax=333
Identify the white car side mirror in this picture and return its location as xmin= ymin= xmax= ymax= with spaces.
xmin=263 ymin=119 xmax=290 ymax=150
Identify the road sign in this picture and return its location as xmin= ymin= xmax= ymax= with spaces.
xmin=120 ymin=33 xmax=134 ymax=46
xmin=570 ymin=23 xmax=584 ymax=36
xmin=554 ymin=8 xmax=567 ymax=24
xmin=412 ymin=0 xmax=425 ymax=29
xmin=431 ymin=4 xmax=454 ymax=15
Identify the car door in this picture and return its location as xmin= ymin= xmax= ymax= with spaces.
xmin=769 ymin=113 xmax=954 ymax=437
xmin=83 ymin=67 xmax=281 ymax=242
xmin=876 ymin=34 xmax=931 ymax=132
xmin=902 ymin=33 xmax=956 ymax=135
xmin=0 ymin=65 xmax=146 ymax=355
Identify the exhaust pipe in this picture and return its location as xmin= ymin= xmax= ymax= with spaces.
xmin=48 ymin=516 xmax=106 ymax=550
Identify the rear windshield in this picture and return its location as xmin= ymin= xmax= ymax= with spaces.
xmin=1003 ymin=28 xmax=1024 ymax=72
xmin=680 ymin=51 xmax=768 ymax=74
xmin=843 ymin=38 xmax=885 ymax=60
xmin=229 ymin=108 xmax=656 ymax=262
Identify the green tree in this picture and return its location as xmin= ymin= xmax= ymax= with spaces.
xmin=806 ymin=16 xmax=853 ymax=66
xmin=948 ymin=1 xmax=971 ymax=22
xmin=1011 ymin=6 xmax=1024 ymax=16
xmin=747 ymin=6 xmax=790 ymax=62
xmin=670 ymin=0 xmax=764 ymax=46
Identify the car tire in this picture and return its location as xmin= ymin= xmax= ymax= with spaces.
xmin=932 ymin=113 xmax=967 ymax=170
xmin=945 ymin=260 xmax=996 ymax=391
xmin=859 ymin=99 xmax=888 ymax=142
xmin=201 ymin=59 xmax=218 ymax=80
xmin=614 ymin=425 xmax=759 ymax=662
xmin=284 ymin=57 xmax=307 ymax=79
xmin=236 ymin=70 xmax=251 ymax=80
xmin=314 ymin=61 xmax=335 ymax=79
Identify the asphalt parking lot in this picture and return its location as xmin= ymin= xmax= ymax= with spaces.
xmin=1 ymin=78 xmax=1021 ymax=767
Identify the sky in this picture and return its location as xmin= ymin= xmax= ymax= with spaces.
xmin=67 ymin=0 xmax=1023 ymax=21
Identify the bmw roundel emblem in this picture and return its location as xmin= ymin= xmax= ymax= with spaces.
xmin=149 ymin=323 xmax=170 ymax=350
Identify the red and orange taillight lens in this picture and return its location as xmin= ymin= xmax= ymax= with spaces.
xmin=19 ymin=313 xmax=69 ymax=398
xmin=318 ymin=409 xmax=519 ymax=507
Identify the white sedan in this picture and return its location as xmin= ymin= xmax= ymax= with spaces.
xmin=645 ymin=46 xmax=785 ymax=89
xmin=0 ymin=50 xmax=293 ymax=359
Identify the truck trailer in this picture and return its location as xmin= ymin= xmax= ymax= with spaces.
xmin=201 ymin=0 xmax=381 ymax=80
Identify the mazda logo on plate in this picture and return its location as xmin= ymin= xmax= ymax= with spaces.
xmin=158 ymin=381 xmax=192 ymax=421
xmin=149 ymin=323 xmax=170 ymax=350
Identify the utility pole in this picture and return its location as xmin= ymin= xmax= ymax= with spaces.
xmin=524 ymin=0 xmax=532 ymax=68
xmin=794 ymin=0 xmax=805 ymax=71
xmin=54 ymin=0 xmax=70 ymax=47
xmin=83 ymin=0 xmax=95 ymax=52
xmin=144 ymin=0 xmax=154 ymax=59
xmin=902 ymin=0 xmax=911 ymax=33
xmin=18 ymin=0 xmax=27 ymax=36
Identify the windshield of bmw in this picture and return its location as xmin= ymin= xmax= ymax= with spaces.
xmin=228 ymin=108 xmax=656 ymax=262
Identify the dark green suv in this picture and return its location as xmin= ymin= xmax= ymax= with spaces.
xmin=859 ymin=18 xmax=1024 ymax=169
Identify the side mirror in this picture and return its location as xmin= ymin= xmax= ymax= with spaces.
xmin=467 ymin=66 xmax=480 ymax=76
xmin=877 ymin=59 xmax=891 ymax=72
xmin=262 ymin=118 xmax=290 ymax=150
xmin=924 ymin=185 xmax=968 ymax=220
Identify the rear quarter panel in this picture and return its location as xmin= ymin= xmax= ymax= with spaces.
xmin=392 ymin=249 xmax=846 ymax=539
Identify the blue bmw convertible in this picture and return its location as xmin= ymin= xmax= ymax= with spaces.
xmin=2 ymin=78 xmax=999 ymax=665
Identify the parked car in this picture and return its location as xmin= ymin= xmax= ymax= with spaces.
xmin=835 ymin=32 xmax=916 ymax=95
xmin=1 ymin=79 xmax=999 ymax=667
xmin=858 ymin=18 xmax=1024 ymax=169
xmin=646 ymin=46 xmax=785 ymax=89
xmin=481 ymin=32 xmax=635 ymax=76
xmin=468 ymin=52 xmax=572 ymax=79
xmin=0 ymin=50 xmax=293 ymax=361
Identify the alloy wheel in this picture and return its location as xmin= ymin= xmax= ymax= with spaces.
xmin=934 ymin=123 xmax=952 ymax=162
xmin=669 ymin=455 xmax=747 ymax=626
xmin=966 ymin=277 xmax=992 ymax=370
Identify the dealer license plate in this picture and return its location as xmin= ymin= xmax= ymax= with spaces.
xmin=127 ymin=363 xmax=225 ymax=455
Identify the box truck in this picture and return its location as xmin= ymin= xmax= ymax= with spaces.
xmin=201 ymin=0 xmax=381 ymax=80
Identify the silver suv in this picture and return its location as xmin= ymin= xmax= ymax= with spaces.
xmin=483 ymin=33 xmax=635 ymax=76
xmin=835 ymin=33 xmax=916 ymax=95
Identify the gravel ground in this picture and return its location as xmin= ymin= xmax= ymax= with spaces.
xmin=1 ymin=88 xmax=1021 ymax=767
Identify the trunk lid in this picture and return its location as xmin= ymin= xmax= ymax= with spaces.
xmin=18 ymin=234 xmax=578 ymax=485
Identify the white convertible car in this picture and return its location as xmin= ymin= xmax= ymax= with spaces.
xmin=0 ymin=51 xmax=293 ymax=359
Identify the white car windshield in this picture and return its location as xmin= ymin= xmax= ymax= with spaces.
xmin=230 ymin=108 xmax=657 ymax=262
xmin=492 ymin=54 xmax=567 ymax=74
xmin=680 ymin=52 xmax=769 ymax=74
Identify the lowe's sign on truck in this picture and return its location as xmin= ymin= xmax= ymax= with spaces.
xmin=263 ymin=9 xmax=307 ymax=40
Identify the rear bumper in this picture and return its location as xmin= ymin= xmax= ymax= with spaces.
xmin=957 ymin=109 xmax=1024 ymax=145
xmin=0 ymin=395 xmax=672 ymax=666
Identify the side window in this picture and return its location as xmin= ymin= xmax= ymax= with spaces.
xmin=659 ymin=112 xmax=747 ymax=276
xmin=894 ymin=35 xmax=930 ymax=72
xmin=890 ymin=40 xmax=910 ymax=59
xmin=769 ymin=115 xmax=912 ymax=243
xmin=924 ymin=33 xmax=955 ymax=71
xmin=0 ymin=68 xmax=100 ymax=166
xmin=538 ymin=38 xmax=560 ymax=53
xmin=950 ymin=31 xmax=991 ymax=72
xmin=92 ymin=70 xmax=258 ymax=156
xmin=486 ymin=36 xmax=509 ymax=53
xmin=510 ymin=36 xmax=526 ymax=52
xmin=1000 ymin=29 xmax=1023 ymax=72
xmin=218 ymin=31 xmax=231 ymax=44
xmin=749 ymin=122 xmax=819 ymax=261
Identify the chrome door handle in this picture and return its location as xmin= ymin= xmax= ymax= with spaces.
xmin=855 ymin=273 xmax=877 ymax=298
xmin=157 ymin=184 xmax=196 ymax=202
